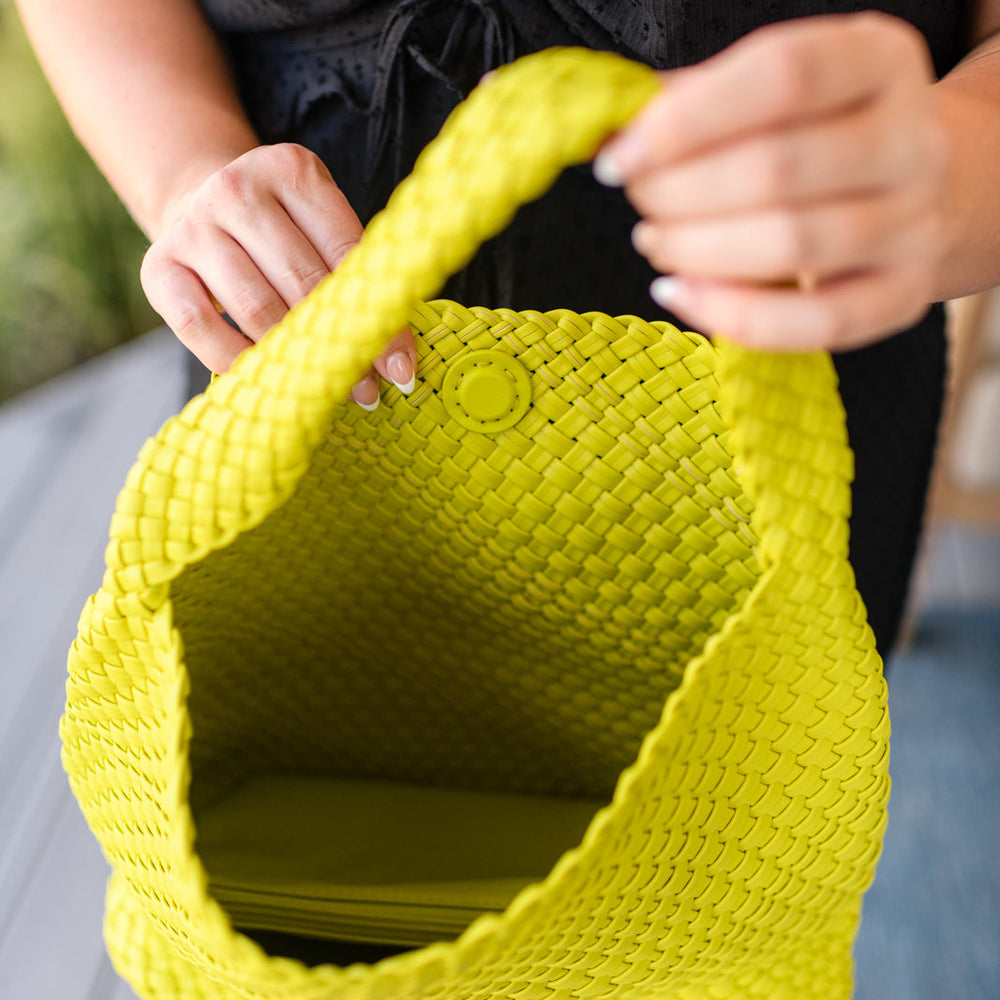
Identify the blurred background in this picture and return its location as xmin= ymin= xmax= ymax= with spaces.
xmin=1 ymin=2 xmax=998 ymax=998
xmin=0 ymin=1 xmax=156 ymax=403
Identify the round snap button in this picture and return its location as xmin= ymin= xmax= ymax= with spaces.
xmin=442 ymin=350 xmax=532 ymax=433
xmin=459 ymin=368 xmax=515 ymax=421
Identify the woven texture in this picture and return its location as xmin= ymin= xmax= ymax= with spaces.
xmin=63 ymin=48 xmax=889 ymax=1000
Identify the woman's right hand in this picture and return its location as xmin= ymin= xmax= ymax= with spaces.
xmin=141 ymin=142 xmax=415 ymax=408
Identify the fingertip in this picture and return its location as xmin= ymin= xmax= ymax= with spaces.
xmin=162 ymin=284 xmax=255 ymax=375
xmin=374 ymin=326 xmax=417 ymax=392
xmin=386 ymin=351 xmax=415 ymax=394
xmin=649 ymin=275 xmax=682 ymax=310
xmin=351 ymin=370 xmax=381 ymax=410
xmin=593 ymin=148 xmax=626 ymax=187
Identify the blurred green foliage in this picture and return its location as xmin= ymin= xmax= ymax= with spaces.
xmin=0 ymin=5 xmax=158 ymax=402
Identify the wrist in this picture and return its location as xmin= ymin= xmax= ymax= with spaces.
xmin=133 ymin=127 xmax=261 ymax=239
xmin=930 ymin=76 xmax=1000 ymax=301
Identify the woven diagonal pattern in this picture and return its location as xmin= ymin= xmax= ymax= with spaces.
xmin=171 ymin=304 xmax=760 ymax=812
xmin=63 ymin=48 xmax=889 ymax=1000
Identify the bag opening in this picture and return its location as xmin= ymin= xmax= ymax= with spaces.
xmin=168 ymin=309 xmax=760 ymax=955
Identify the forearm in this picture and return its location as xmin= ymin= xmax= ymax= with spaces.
xmin=15 ymin=0 xmax=258 ymax=237
xmin=933 ymin=29 xmax=1000 ymax=301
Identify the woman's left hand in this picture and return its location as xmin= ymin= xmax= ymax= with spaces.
xmin=596 ymin=12 xmax=951 ymax=351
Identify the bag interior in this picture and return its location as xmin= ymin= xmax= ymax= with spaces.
xmin=169 ymin=316 xmax=759 ymax=959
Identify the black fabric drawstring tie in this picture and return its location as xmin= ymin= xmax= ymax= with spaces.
xmin=365 ymin=0 xmax=517 ymax=305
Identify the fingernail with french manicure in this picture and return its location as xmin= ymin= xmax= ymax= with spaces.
xmin=631 ymin=222 xmax=652 ymax=253
xmin=353 ymin=374 xmax=380 ymax=411
xmin=593 ymin=133 xmax=645 ymax=188
xmin=593 ymin=148 xmax=626 ymax=187
xmin=650 ymin=276 xmax=683 ymax=310
xmin=386 ymin=351 xmax=415 ymax=394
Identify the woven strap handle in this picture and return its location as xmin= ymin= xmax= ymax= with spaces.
xmin=115 ymin=48 xmax=853 ymax=590
xmin=263 ymin=49 xmax=660 ymax=393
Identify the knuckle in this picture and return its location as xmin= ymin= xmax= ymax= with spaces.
xmin=770 ymin=212 xmax=814 ymax=271
xmin=323 ymin=236 xmax=361 ymax=271
xmin=856 ymin=9 xmax=897 ymax=39
xmin=866 ymin=12 xmax=932 ymax=77
xmin=766 ymin=46 xmax=814 ymax=116
xmin=231 ymin=285 xmax=284 ymax=331
xmin=268 ymin=142 xmax=322 ymax=190
xmin=208 ymin=161 xmax=254 ymax=207
xmin=750 ymin=140 xmax=797 ymax=198
xmin=171 ymin=301 xmax=212 ymax=348
xmin=285 ymin=262 xmax=329 ymax=299
xmin=884 ymin=15 xmax=925 ymax=63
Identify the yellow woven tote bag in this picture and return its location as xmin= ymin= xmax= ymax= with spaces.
xmin=63 ymin=47 xmax=889 ymax=1000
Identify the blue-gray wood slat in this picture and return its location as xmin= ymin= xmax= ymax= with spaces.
xmin=0 ymin=330 xmax=183 ymax=1000
xmin=856 ymin=610 xmax=1000 ymax=1000
xmin=0 ymin=330 xmax=996 ymax=999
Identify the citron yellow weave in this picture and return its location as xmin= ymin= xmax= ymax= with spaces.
xmin=63 ymin=48 xmax=889 ymax=1000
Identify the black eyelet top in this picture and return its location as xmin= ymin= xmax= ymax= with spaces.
xmin=194 ymin=0 xmax=971 ymax=654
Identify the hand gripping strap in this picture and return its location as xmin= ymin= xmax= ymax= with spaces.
xmin=100 ymin=48 xmax=849 ymax=593
xmin=65 ymin=48 xmax=888 ymax=1000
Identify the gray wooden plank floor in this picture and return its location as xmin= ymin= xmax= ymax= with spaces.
xmin=0 ymin=330 xmax=185 ymax=1000
xmin=1 ymin=331 xmax=997 ymax=1000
